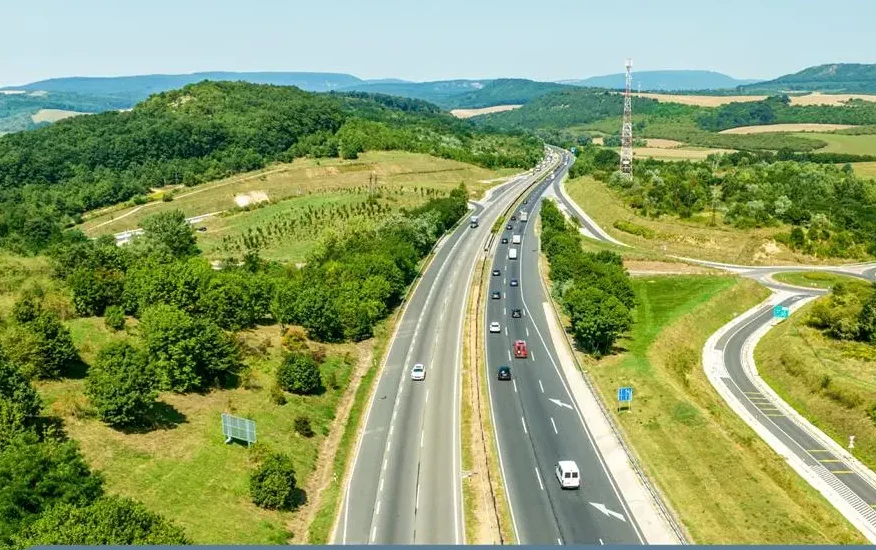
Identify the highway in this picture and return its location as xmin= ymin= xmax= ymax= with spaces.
xmin=335 ymin=151 xmax=560 ymax=544
xmin=484 ymin=151 xmax=644 ymax=544
xmin=550 ymin=158 xmax=876 ymax=541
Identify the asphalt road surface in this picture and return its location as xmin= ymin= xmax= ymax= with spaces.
xmin=484 ymin=151 xmax=644 ymax=545
xmin=336 ymin=154 xmax=561 ymax=544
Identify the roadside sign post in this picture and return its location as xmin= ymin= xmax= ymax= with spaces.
xmin=773 ymin=305 xmax=790 ymax=320
xmin=618 ymin=387 xmax=633 ymax=412
xmin=850 ymin=435 xmax=856 ymax=450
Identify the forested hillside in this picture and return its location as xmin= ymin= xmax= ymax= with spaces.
xmin=0 ymin=92 xmax=131 ymax=134
xmin=743 ymin=63 xmax=876 ymax=93
xmin=0 ymin=81 xmax=540 ymax=252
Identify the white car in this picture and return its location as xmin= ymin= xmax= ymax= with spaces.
xmin=555 ymin=460 xmax=581 ymax=489
xmin=411 ymin=363 xmax=426 ymax=381
xmin=489 ymin=322 xmax=501 ymax=333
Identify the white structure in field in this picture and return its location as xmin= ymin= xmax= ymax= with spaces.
xmin=620 ymin=58 xmax=633 ymax=178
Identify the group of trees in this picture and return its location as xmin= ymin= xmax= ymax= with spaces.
xmin=0 ymin=81 xmax=540 ymax=253
xmin=807 ymin=281 xmax=876 ymax=344
xmin=540 ymin=200 xmax=635 ymax=356
xmin=697 ymin=94 xmax=876 ymax=132
xmin=568 ymin=147 xmax=876 ymax=258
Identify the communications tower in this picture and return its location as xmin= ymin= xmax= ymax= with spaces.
xmin=620 ymin=58 xmax=633 ymax=178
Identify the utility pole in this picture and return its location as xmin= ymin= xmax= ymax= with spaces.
xmin=620 ymin=58 xmax=634 ymax=178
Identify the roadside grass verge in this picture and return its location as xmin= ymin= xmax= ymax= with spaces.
xmin=582 ymin=275 xmax=865 ymax=543
xmin=756 ymin=299 xmax=876 ymax=473
xmin=564 ymin=176 xmax=835 ymax=265
xmin=772 ymin=271 xmax=863 ymax=289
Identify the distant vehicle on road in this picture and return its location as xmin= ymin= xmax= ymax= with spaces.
xmin=411 ymin=363 xmax=425 ymax=381
xmin=510 ymin=215 xmax=516 ymax=221
xmin=491 ymin=291 xmax=501 ymax=300
xmin=519 ymin=211 xmax=529 ymax=223
xmin=512 ymin=234 xmax=521 ymax=244
xmin=501 ymin=237 xmax=508 ymax=244
xmin=470 ymin=215 xmax=479 ymax=228
xmin=489 ymin=322 xmax=501 ymax=333
xmin=523 ymin=198 xmax=528 ymax=204
xmin=508 ymin=248 xmax=518 ymax=260
xmin=506 ymin=224 xmax=513 ymax=230
xmin=510 ymin=278 xmax=518 ymax=287
xmin=513 ymin=340 xmax=528 ymax=358
xmin=497 ymin=365 xmax=511 ymax=380
xmin=492 ymin=269 xmax=500 ymax=276
xmin=511 ymin=308 xmax=522 ymax=318
xmin=555 ymin=460 xmax=580 ymax=489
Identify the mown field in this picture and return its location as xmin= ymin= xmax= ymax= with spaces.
xmin=756 ymin=297 xmax=876 ymax=473
xmin=772 ymin=271 xmax=863 ymax=290
xmin=564 ymin=176 xmax=826 ymax=265
xmin=584 ymin=275 xmax=864 ymax=543
xmin=797 ymin=132 xmax=876 ymax=155
xmin=82 ymin=151 xmax=519 ymax=263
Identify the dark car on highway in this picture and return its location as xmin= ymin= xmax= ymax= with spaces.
xmin=510 ymin=278 xmax=518 ymax=287
xmin=492 ymin=269 xmax=500 ymax=276
xmin=491 ymin=291 xmax=501 ymax=300
xmin=510 ymin=215 xmax=516 ymax=221
xmin=497 ymin=365 xmax=511 ymax=380
xmin=511 ymin=308 xmax=522 ymax=318
xmin=506 ymin=224 xmax=513 ymax=230
xmin=501 ymin=237 xmax=508 ymax=244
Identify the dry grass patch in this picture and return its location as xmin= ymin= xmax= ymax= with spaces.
xmin=789 ymin=92 xmax=876 ymax=106
xmin=450 ymin=105 xmax=523 ymax=118
xmin=31 ymin=108 xmax=87 ymax=123
xmin=633 ymin=146 xmax=734 ymax=161
xmin=719 ymin=123 xmax=856 ymax=134
xmin=633 ymin=93 xmax=767 ymax=107
xmin=852 ymin=162 xmax=876 ymax=178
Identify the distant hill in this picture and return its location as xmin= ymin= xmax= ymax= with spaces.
xmin=742 ymin=63 xmax=876 ymax=93
xmin=3 ymin=71 xmax=364 ymax=101
xmin=562 ymin=70 xmax=759 ymax=91
xmin=337 ymin=79 xmax=491 ymax=107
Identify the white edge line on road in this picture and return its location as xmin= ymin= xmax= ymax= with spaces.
xmin=420 ymin=431 xmax=425 ymax=449
xmin=535 ymin=467 xmax=545 ymax=491
xmin=521 ymin=416 xmax=528 ymax=434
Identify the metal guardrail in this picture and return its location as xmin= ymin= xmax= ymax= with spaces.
xmin=536 ymin=199 xmax=690 ymax=545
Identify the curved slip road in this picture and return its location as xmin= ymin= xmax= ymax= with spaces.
xmin=484 ymin=152 xmax=644 ymax=545
xmin=336 ymin=152 xmax=561 ymax=544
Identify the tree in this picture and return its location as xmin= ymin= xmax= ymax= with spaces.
xmin=0 ymin=358 xmax=42 ymax=447
xmin=249 ymin=452 xmax=300 ymax=510
xmin=2 ymin=310 xmax=79 ymax=379
xmin=200 ymin=271 xmax=272 ymax=331
xmin=104 ymin=305 xmax=126 ymax=331
xmin=85 ymin=342 xmax=157 ymax=429
xmin=0 ymin=436 xmax=103 ymax=543
xmin=14 ymin=495 xmax=188 ymax=546
xmin=858 ymin=290 xmax=876 ymax=343
xmin=563 ymin=286 xmax=632 ymax=356
xmin=276 ymin=353 xmax=322 ymax=395
xmin=67 ymin=266 xmax=125 ymax=317
xmin=139 ymin=304 xmax=240 ymax=392
xmin=139 ymin=210 xmax=199 ymax=259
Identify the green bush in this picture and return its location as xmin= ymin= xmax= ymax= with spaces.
xmin=104 ymin=306 xmax=125 ymax=331
xmin=85 ymin=342 xmax=157 ymax=429
xmin=269 ymin=384 xmax=286 ymax=406
xmin=276 ymin=353 xmax=322 ymax=395
xmin=613 ymin=220 xmax=655 ymax=239
xmin=249 ymin=452 xmax=300 ymax=510
xmin=294 ymin=416 xmax=314 ymax=438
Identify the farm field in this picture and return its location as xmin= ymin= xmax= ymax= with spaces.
xmin=564 ymin=176 xmax=828 ymax=265
xmin=633 ymin=92 xmax=876 ymax=108
xmin=80 ymin=151 xmax=520 ymax=263
xmin=719 ymin=123 xmax=856 ymax=134
xmin=583 ymin=275 xmax=863 ymax=543
xmin=794 ymin=132 xmax=876 ymax=155
xmin=851 ymin=161 xmax=876 ymax=178
xmin=756 ymin=297 xmax=876 ymax=474
xmin=632 ymin=145 xmax=734 ymax=161
xmin=450 ymin=104 xmax=522 ymax=118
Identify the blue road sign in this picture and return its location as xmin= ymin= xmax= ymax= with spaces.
xmin=618 ymin=387 xmax=633 ymax=403
xmin=773 ymin=305 xmax=790 ymax=319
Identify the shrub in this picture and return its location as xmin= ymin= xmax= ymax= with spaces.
xmin=276 ymin=353 xmax=322 ymax=395
xmin=249 ymin=452 xmax=300 ymax=510
xmin=293 ymin=416 xmax=314 ymax=438
xmin=269 ymin=384 xmax=286 ymax=406
xmin=613 ymin=220 xmax=655 ymax=239
xmin=85 ymin=342 xmax=157 ymax=429
xmin=104 ymin=306 xmax=125 ymax=331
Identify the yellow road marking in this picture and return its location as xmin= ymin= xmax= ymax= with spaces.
xmin=819 ymin=459 xmax=842 ymax=463
xmin=832 ymin=470 xmax=854 ymax=474
xmin=808 ymin=449 xmax=830 ymax=452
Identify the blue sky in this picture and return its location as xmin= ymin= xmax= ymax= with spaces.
xmin=2 ymin=0 xmax=875 ymax=86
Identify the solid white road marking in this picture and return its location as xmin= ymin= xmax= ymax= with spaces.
xmin=513 ymin=379 xmax=518 ymax=393
xmin=589 ymin=502 xmax=626 ymax=522
xmin=535 ymin=467 xmax=545 ymax=490
xmin=551 ymin=417 xmax=558 ymax=434
xmin=539 ymin=379 xmax=544 ymax=393
xmin=549 ymin=397 xmax=573 ymax=410
xmin=521 ymin=416 xmax=528 ymax=434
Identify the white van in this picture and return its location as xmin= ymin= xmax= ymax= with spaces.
xmin=511 ymin=234 xmax=521 ymax=245
xmin=508 ymin=247 xmax=518 ymax=260
xmin=555 ymin=460 xmax=581 ymax=489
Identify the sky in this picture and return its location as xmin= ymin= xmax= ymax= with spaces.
xmin=2 ymin=0 xmax=875 ymax=86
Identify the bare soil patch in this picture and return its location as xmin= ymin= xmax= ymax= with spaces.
xmin=234 ymin=190 xmax=270 ymax=208
xmin=450 ymin=105 xmax=523 ymax=118
xmin=719 ymin=123 xmax=856 ymax=135
xmin=645 ymin=138 xmax=684 ymax=149
xmin=31 ymin=108 xmax=87 ymax=123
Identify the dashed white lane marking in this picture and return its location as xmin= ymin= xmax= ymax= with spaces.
xmin=382 ymin=458 xmax=388 ymax=471
xmin=379 ymin=478 xmax=384 ymax=492
xmin=531 ymin=350 xmax=535 ymax=361
xmin=535 ymin=467 xmax=545 ymax=490
xmin=507 ymin=350 xmax=512 ymax=361
xmin=526 ymin=326 xmax=530 ymax=337
xmin=599 ymin=538 xmax=604 ymax=545
xmin=370 ymin=525 xmax=377 ymax=541
xmin=521 ymin=416 xmax=528 ymax=434
xmin=420 ymin=431 xmax=425 ymax=448
xmin=551 ymin=417 xmax=558 ymax=434
xmin=425 ymin=388 xmax=429 ymax=403
xmin=375 ymin=500 xmax=381 ymax=515
xmin=513 ymin=379 xmax=518 ymax=393
xmin=539 ymin=379 xmax=544 ymax=393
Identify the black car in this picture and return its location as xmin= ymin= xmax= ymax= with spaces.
xmin=491 ymin=291 xmax=501 ymax=300
xmin=501 ymin=237 xmax=508 ymax=244
xmin=511 ymin=308 xmax=522 ymax=318
xmin=510 ymin=279 xmax=518 ymax=287
xmin=510 ymin=215 xmax=516 ymax=221
xmin=497 ymin=365 xmax=512 ymax=380
xmin=523 ymin=199 xmax=528 ymax=204
xmin=506 ymin=224 xmax=513 ymax=230
xmin=492 ymin=269 xmax=500 ymax=276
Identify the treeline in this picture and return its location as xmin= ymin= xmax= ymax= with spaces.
xmin=0 ymin=81 xmax=540 ymax=253
xmin=0 ymin=91 xmax=133 ymax=133
xmin=807 ymin=281 xmax=876 ymax=345
xmin=569 ymin=146 xmax=876 ymax=258
xmin=697 ymin=95 xmax=876 ymax=131
xmin=540 ymin=200 xmax=635 ymax=356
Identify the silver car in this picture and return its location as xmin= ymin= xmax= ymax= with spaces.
xmin=411 ymin=363 xmax=426 ymax=381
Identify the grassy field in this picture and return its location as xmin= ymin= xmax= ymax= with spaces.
xmin=772 ymin=271 xmax=863 ymax=289
xmin=80 ymin=151 xmax=517 ymax=263
xmin=584 ymin=275 xmax=864 ymax=543
xmin=718 ymin=124 xmax=855 ymax=135
xmin=756 ymin=298 xmax=876 ymax=473
xmin=564 ymin=176 xmax=828 ymax=265
xmin=852 ymin=162 xmax=876 ymax=178
xmin=795 ymin=133 xmax=876 ymax=156
xmin=37 ymin=321 xmax=363 ymax=544
xmin=631 ymin=146 xmax=734 ymax=161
